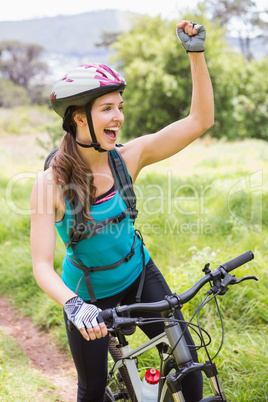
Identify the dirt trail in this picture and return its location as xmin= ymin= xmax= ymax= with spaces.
xmin=0 ymin=297 xmax=77 ymax=401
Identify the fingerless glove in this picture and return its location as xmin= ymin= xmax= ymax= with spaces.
xmin=64 ymin=296 xmax=103 ymax=330
xmin=176 ymin=23 xmax=206 ymax=52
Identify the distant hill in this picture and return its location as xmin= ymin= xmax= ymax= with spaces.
xmin=0 ymin=10 xmax=136 ymax=81
xmin=0 ymin=10 xmax=135 ymax=56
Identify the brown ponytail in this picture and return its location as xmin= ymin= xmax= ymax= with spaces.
xmin=51 ymin=132 xmax=96 ymax=221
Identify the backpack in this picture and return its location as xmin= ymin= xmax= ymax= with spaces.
xmin=44 ymin=147 xmax=145 ymax=302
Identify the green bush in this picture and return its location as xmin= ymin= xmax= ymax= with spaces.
xmin=0 ymin=79 xmax=30 ymax=108
xmin=112 ymin=13 xmax=268 ymax=141
xmin=0 ymin=105 xmax=57 ymax=136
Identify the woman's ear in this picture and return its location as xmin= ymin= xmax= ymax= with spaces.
xmin=73 ymin=111 xmax=87 ymax=127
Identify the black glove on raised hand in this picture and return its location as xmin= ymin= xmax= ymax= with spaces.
xmin=64 ymin=296 xmax=103 ymax=331
xmin=176 ymin=23 xmax=206 ymax=53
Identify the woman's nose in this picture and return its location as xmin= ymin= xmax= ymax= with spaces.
xmin=112 ymin=110 xmax=124 ymax=124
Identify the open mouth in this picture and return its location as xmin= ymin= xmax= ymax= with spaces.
xmin=104 ymin=127 xmax=118 ymax=140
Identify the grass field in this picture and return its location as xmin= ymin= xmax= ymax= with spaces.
xmin=0 ymin=129 xmax=267 ymax=401
xmin=0 ymin=330 xmax=61 ymax=401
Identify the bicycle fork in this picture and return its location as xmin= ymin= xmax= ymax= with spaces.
xmin=162 ymin=321 xmax=227 ymax=402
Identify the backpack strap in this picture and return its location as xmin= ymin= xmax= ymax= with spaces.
xmin=69 ymin=233 xmax=137 ymax=302
xmin=65 ymin=188 xmax=139 ymax=302
xmin=65 ymin=193 xmax=134 ymax=250
xmin=108 ymin=150 xmax=145 ymax=301
xmin=44 ymin=147 xmax=59 ymax=170
xmin=66 ymin=149 xmax=138 ymax=249
xmin=108 ymin=149 xmax=138 ymax=219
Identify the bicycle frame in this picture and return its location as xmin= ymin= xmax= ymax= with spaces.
xmin=110 ymin=331 xmax=165 ymax=401
xmin=108 ymin=315 xmax=226 ymax=402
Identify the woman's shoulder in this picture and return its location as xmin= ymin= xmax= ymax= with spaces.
xmin=116 ymin=139 xmax=145 ymax=182
xmin=31 ymin=167 xmax=64 ymax=212
xmin=33 ymin=167 xmax=57 ymax=188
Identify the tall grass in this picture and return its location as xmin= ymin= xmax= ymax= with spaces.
xmin=0 ymin=136 xmax=267 ymax=400
xmin=0 ymin=330 xmax=61 ymax=401
xmin=0 ymin=106 xmax=57 ymax=137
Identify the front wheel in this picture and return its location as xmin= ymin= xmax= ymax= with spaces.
xmin=107 ymin=334 xmax=138 ymax=401
xmin=104 ymin=386 xmax=116 ymax=402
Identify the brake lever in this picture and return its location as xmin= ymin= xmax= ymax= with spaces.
xmin=208 ymin=271 xmax=258 ymax=296
xmin=230 ymin=275 xmax=258 ymax=284
xmin=218 ymin=273 xmax=258 ymax=294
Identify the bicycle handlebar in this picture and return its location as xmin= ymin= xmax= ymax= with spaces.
xmin=219 ymin=250 xmax=254 ymax=273
xmin=100 ymin=251 xmax=255 ymax=323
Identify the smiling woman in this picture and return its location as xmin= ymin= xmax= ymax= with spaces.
xmin=69 ymin=94 xmax=124 ymax=149
xmin=30 ymin=20 xmax=214 ymax=402
xmin=87 ymin=92 xmax=124 ymax=147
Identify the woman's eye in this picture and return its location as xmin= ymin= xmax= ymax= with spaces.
xmin=101 ymin=104 xmax=123 ymax=112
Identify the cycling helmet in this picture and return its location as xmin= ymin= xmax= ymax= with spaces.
xmin=49 ymin=63 xmax=126 ymax=152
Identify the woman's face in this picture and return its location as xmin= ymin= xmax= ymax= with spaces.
xmin=90 ymin=91 xmax=124 ymax=150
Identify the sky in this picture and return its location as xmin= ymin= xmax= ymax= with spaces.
xmin=1 ymin=0 xmax=267 ymax=22
xmin=1 ymin=1 xmax=201 ymax=21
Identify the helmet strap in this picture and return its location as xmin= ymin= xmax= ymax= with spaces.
xmin=77 ymin=103 xmax=107 ymax=153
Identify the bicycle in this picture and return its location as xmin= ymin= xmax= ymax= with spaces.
xmin=101 ymin=250 xmax=257 ymax=402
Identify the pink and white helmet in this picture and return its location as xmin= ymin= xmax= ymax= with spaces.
xmin=50 ymin=63 xmax=126 ymax=118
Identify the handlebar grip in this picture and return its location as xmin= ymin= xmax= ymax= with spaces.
xmin=221 ymin=250 xmax=254 ymax=273
xmin=99 ymin=308 xmax=113 ymax=322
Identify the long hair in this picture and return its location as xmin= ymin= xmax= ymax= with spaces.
xmin=51 ymin=131 xmax=96 ymax=221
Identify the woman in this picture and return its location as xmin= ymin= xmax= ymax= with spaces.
xmin=31 ymin=20 xmax=214 ymax=401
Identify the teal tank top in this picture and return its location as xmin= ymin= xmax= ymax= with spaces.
xmin=55 ymin=190 xmax=150 ymax=301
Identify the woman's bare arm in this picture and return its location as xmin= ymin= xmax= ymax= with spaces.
xmin=30 ymin=170 xmax=76 ymax=306
xmin=121 ymin=21 xmax=214 ymax=181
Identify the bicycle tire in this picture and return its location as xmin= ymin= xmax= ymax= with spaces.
xmin=104 ymin=386 xmax=116 ymax=402
xmin=159 ymin=382 xmax=174 ymax=402
xmin=159 ymin=353 xmax=179 ymax=402
xmin=108 ymin=334 xmax=138 ymax=402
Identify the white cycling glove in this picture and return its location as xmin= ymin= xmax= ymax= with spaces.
xmin=64 ymin=296 xmax=103 ymax=330
xmin=176 ymin=23 xmax=206 ymax=53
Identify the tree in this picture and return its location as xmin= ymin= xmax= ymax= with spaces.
xmin=0 ymin=41 xmax=48 ymax=90
xmin=202 ymin=0 xmax=268 ymax=60
xmin=231 ymin=57 xmax=268 ymax=140
xmin=111 ymin=13 xmax=238 ymax=140
xmin=0 ymin=78 xmax=30 ymax=108
xmin=110 ymin=12 xmax=268 ymax=141
xmin=95 ymin=31 xmax=122 ymax=48
xmin=111 ymin=15 xmax=192 ymax=139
